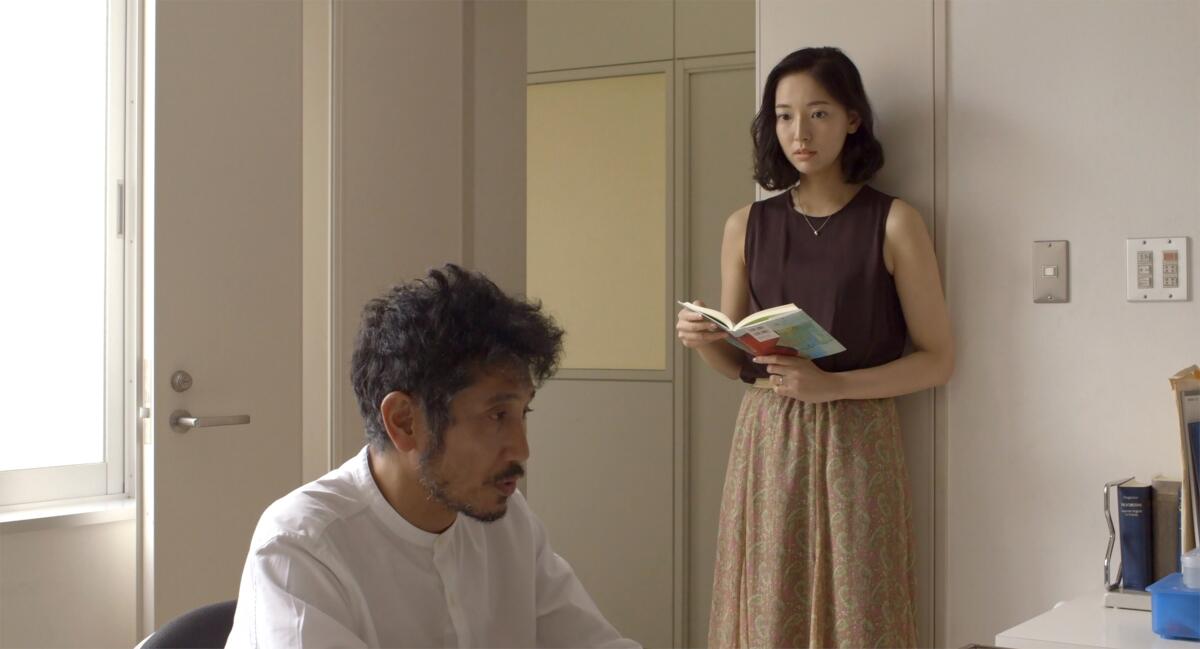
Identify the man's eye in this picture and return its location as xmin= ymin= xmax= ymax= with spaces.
xmin=812 ymin=111 xmax=827 ymax=119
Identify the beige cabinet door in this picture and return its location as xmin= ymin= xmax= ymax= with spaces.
xmin=681 ymin=55 xmax=756 ymax=647
xmin=142 ymin=0 xmax=302 ymax=631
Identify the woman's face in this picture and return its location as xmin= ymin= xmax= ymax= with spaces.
xmin=773 ymin=72 xmax=860 ymax=178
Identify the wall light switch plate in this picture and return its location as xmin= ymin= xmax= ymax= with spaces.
xmin=1033 ymin=240 xmax=1069 ymax=303
xmin=1126 ymin=237 xmax=1189 ymax=302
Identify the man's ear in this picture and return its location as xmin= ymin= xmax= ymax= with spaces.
xmin=379 ymin=391 xmax=419 ymax=452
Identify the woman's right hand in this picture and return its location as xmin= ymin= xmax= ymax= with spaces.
xmin=676 ymin=300 xmax=728 ymax=348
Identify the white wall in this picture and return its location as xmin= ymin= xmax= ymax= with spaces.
xmin=0 ymin=519 xmax=135 ymax=648
xmin=333 ymin=0 xmax=527 ymax=461
xmin=945 ymin=1 xmax=1200 ymax=646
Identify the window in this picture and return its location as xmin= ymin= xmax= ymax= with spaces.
xmin=0 ymin=0 xmax=132 ymax=506
xmin=527 ymin=69 xmax=669 ymax=373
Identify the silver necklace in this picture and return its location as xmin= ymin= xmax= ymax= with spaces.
xmin=791 ymin=189 xmax=835 ymax=237
xmin=800 ymin=211 xmax=834 ymax=237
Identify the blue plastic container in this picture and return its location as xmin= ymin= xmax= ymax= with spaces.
xmin=1147 ymin=573 xmax=1200 ymax=641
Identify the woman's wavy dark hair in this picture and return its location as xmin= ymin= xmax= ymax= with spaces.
xmin=351 ymin=263 xmax=564 ymax=451
xmin=752 ymin=47 xmax=884 ymax=191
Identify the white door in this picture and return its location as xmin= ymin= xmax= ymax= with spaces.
xmin=142 ymin=0 xmax=303 ymax=631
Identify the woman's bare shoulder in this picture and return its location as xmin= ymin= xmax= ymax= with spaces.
xmin=724 ymin=204 xmax=753 ymax=233
xmin=885 ymin=198 xmax=925 ymax=229
xmin=721 ymin=204 xmax=754 ymax=264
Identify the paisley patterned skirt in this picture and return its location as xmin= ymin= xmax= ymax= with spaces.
xmin=708 ymin=386 xmax=916 ymax=649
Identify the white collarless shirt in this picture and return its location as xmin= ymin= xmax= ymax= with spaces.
xmin=226 ymin=447 xmax=639 ymax=649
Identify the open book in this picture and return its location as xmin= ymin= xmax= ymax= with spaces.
xmin=678 ymin=301 xmax=846 ymax=359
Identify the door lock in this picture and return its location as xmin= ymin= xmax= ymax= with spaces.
xmin=171 ymin=370 xmax=193 ymax=393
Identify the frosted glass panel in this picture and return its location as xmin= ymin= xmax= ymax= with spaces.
xmin=527 ymin=73 xmax=667 ymax=371
xmin=0 ymin=1 xmax=108 ymax=470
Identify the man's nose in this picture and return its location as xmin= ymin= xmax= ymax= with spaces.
xmin=506 ymin=422 xmax=530 ymax=463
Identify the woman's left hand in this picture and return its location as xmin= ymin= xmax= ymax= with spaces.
xmin=753 ymin=355 xmax=843 ymax=403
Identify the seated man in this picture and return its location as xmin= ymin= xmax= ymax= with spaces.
xmin=227 ymin=264 xmax=638 ymax=648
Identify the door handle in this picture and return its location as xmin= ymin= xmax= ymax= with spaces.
xmin=169 ymin=409 xmax=250 ymax=434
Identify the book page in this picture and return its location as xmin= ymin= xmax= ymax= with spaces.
xmin=677 ymin=301 xmax=733 ymax=330
xmin=733 ymin=303 xmax=799 ymax=330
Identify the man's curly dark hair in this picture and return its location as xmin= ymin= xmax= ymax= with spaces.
xmin=351 ymin=263 xmax=564 ymax=451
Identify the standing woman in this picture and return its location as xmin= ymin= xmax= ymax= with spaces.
xmin=677 ymin=47 xmax=954 ymax=648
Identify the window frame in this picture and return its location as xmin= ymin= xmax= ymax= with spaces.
xmin=0 ymin=0 xmax=135 ymax=508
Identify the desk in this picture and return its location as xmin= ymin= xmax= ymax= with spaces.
xmin=995 ymin=591 xmax=1197 ymax=649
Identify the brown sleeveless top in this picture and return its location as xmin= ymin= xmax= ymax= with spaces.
xmin=739 ymin=185 xmax=908 ymax=383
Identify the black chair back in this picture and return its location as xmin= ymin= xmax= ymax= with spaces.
xmin=141 ymin=599 xmax=237 ymax=649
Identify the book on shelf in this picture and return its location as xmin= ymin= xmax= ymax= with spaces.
xmin=1189 ymin=418 xmax=1200 ymax=546
xmin=1169 ymin=366 xmax=1200 ymax=553
xmin=1118 ymin=480 xmax=1154 ymax=590
xmin=1152 ymin=477 xmax=1182 ymax=581
xmin=676 ymin=301 xmax=845 ymax=359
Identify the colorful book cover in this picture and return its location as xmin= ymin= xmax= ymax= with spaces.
xmin=731 ymin=314 xmax=846 ymax=359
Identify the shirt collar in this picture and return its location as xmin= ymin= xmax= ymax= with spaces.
xmin=353 ymin=445 xmax=455 ymax=549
